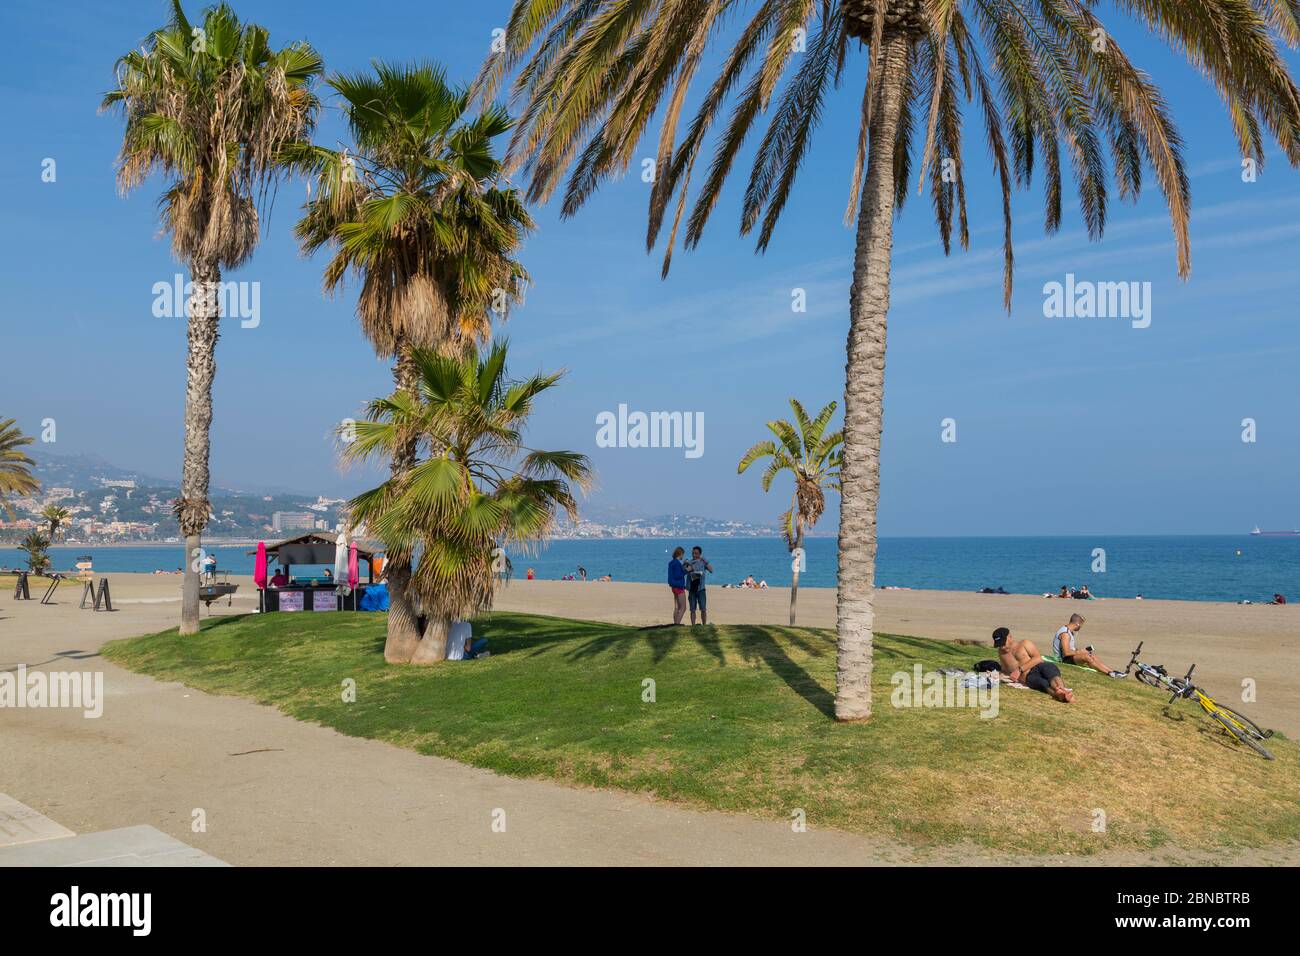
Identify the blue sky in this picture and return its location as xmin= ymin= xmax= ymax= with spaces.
xmin=2 ymin=0 xmax=1298 ymax=535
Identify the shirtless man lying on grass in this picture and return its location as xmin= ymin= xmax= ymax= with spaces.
xmin=993 ymin=626 xmax=1073 ymax=703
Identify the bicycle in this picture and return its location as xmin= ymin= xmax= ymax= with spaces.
xmin=1125 ymin=642 xmax=1275 ymax=760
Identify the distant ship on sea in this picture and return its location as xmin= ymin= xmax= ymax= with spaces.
xmin=1250 ymin=525 xmax=1300 ymax=536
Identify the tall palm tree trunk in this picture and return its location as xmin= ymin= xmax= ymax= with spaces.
xmin=790 ymin=499 xmax=804 ymax=626
xmin=835 ymin=31 xmax=909 ymax=721
xmin=179 ymin=261 xmax=221 ymax=636
xmin=382 ymin=342 xmax=425 ymax=663
xmin=410 ymin=616 xmax=450 ymax=664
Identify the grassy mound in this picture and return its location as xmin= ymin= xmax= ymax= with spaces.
xmin=102 ymin=611 xmax=1300 ymax=853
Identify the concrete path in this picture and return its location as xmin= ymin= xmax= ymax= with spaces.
xmin=0 ymin=794 xmax=225 ymax=866
xmin=3 ymin=577 xmax=1297 ymax=866
xmin=1 ymin=584 xmax=903 ymax=865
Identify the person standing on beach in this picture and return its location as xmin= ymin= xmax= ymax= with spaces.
xmin=1053 ymin=614 xmax=1124 ymax=678
xmin=684 ymin=546 xmax=713 ymax=625
xmin=668 ymin=547 xmax=688 ymax=625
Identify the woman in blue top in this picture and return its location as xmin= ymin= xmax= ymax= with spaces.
xmin=667 ymin=547 xmax=688 ymax=624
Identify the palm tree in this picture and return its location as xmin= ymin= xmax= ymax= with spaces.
xmin=739 ymin=399 xmax=842 ymax=625
xmin=344 ymin=341 xmax=592 ymax=663
xmin=41 ymin=504 xmax=71 ymax=542
xmin=0 ymin=418 xmax=39 ymax=520
xmin=102 ymin=1 xmax=322 ymax=635
xmin=291 ymin=62 xmax=533 ymax=663
xmin=18 ymin=532 xmax=51 ymax=575
xmin=476 ymin=1 xmax=1300 ymax=720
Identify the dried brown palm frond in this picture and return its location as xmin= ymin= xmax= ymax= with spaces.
xmin=291 ymin=62 xmax=534 ymax=361
xmin=102 ymin=1 xmax=322 ymax=269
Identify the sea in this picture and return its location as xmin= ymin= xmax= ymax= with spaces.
xmin=3 ymin=535 xmax=1297 ymax=604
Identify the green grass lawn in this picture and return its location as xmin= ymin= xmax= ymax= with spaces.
xmin=102 ymin=611 xmax=1300 ymax=854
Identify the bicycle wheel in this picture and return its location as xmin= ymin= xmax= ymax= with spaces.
xmin=1214 ymin=704 xmax=1271 ymax=740
xmin=1207 ymin=704 xmax=1275 ymax=760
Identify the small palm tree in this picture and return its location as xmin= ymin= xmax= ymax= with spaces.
xmin=291 ymin=62 xmax=533 ymax=662
xmin=739 ymin=400 xmax=843 ymax=625
xmin=18 ymin=532 xmax=51 ymax=574
xmin=477 ymin=0 xmax=1300 ymax=720
xmin=102 ymin=0 xmax=322 ymax=634
xmin=344 ymin=341 xmax=592 ymax=664
xmin=41 ymin=505 xmax=71 ymax=542
xmin=0 ymin=418 xmax=39 ymax=519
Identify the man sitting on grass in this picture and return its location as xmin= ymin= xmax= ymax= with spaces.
xmin=993 ymin=626 xmax=1073 ymax=703
xmin=1053 ymin=613 xmax=1125 ymax=678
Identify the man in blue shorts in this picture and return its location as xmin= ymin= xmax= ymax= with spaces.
xmin=684 ymin=546 xmax=713 ymax=625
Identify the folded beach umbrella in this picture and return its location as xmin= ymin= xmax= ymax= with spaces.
xmin=254 ymin=541 xmax=268 ymax=613
xmin=347 ymin=541 xmax=360 ymax=590
xmin=333 ymin=528 xmax=349 ymax=588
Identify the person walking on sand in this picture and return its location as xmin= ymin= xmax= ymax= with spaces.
xmin=668 ymin=547 xmax=688 ymax=625
xmin=684 ymin=545 xmax=713 ymax=625
xmin=1053 ymin=613 xmax=1125 ymax=678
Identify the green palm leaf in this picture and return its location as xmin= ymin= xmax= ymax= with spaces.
xmin=346 ymin=341 xmax=592 ymax=624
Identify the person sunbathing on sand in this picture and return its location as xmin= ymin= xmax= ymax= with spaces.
xmin=993 ymin=627 xmax=1073 ymax=702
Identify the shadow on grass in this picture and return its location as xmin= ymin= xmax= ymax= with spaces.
xmin=199 ymin=614 xmax=257 ymax=633
xmin=731 ymin=625 xmax=836 ymax=717
xmin=341 ymin=612 xmax=976 ymax=721
xmin=567 ymin=621 xmax=836 ymax=718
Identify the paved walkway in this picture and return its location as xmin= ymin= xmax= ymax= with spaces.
xmin=1 ymin=586 xmax=905 ymax=865
xmin=2 ymin=580 xmax=1296 ymax=865
xmin=0 ymin=794 xmax=226 ymax=866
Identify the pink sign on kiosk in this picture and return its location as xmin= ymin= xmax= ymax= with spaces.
xmin=279 ymin=590 xmax=304 ymax=612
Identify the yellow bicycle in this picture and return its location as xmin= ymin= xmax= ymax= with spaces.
xmin=1125 ymin=643 xmax=1275 ymax=760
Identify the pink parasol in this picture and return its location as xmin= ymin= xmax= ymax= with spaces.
xmin=347 ymin=541 xmax=359 ymax=590
xmin=254 ymin=541 xmax=268 ymax=589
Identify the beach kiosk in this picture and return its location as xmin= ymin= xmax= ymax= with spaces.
xmin=249 ymin=532 xmax=378 ymax=612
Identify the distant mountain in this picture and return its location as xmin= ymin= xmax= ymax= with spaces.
xmin=554 ymin=511 xmax=780 ymax=538
xmin=2 ymin=450 xmax=345 ymax=544
xmin=33 ymin=451 xmax=175 ymax=490
xmin=21 ymin=453 xmax=779 ymax=541
xmin=32 ymin=450 xmax=309 ymax=497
